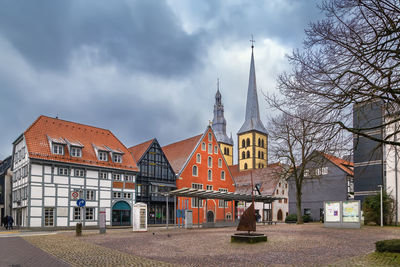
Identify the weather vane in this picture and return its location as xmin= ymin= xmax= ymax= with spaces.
xmin=217 ymin=78 xmax=220 ymax=91
xmin=250 ymin=34 xmax=255 ymax=50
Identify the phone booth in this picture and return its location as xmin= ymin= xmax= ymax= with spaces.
xmin=132 ymin=202 xmax=147 ymax=232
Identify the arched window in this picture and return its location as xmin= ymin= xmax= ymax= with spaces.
xmin=224 ymin=147 xmax=227 ymax=154
xmin=218 ymin=158 xmax=222 ymax=168
xmin=226 ymin=148 xmax=229 ymax=155
xmin=261 ymin=139 xmax=264 ymax=148
xmin=258 ymin=138 xmax=261 ymax=147
xmin=246 ymin=138 xmax=250 ymax=147
xmin=192 ymin=165 xmax=198 ymax=176
xmin=242 ymin=139 xmax=245 ymax=148
xmin=196 ymin=153 xmax=201 ymax=163
xmin=202 ymin=142 xmax=206 ymax=151
xmin=244 ymin=163 xmax=248 ymax=170
xmin=208 ymin=170 xmax=212 ymax=181
xmin=208 ymin=132 xmax=212 ymax=142
xmin=246 ymin=151 xmax=250 ymax=158
xmin=258 ymin=151 xmax=261 ymax=158
xmin=208 ymin=156 xmax=212 ymax=168
xmin=221 ymin=171 xmax=225 ymax=180
xmin=261 ymin=152 xmax=264 ymax=159
xmin=242 ymin=151 xmax=246 ymax=159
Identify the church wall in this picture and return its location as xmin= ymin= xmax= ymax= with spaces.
xmin=219 ymin=143 xmax=233 ymax=166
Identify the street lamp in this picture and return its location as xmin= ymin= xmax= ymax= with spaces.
xmin=378 ymin=185 xmax=383 ymax=227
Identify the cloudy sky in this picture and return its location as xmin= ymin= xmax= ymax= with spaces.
xmin=0 ymin=0 xmax=322 ymax=162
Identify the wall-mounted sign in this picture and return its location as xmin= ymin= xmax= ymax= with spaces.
xmin=325 ymin=201 xmax=340 ymax=222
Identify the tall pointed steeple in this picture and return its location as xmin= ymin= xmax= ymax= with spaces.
xmin=237 ymin=43 xmax=267 ymax=135
xmin=212 ymin=79 xmax=233 ymax=146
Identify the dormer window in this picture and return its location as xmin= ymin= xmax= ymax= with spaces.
xmin=113 ymin=153 xmax=122 ymax=163
xmin=98 ymin=151 xmax=108 ymax=161
xmin=52 ymin=144 xmax=64 ymax=155
xmin=70 ymin=147 xmax=82 ymax=157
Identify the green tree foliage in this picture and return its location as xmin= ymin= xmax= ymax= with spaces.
xmin=363 ymin=192 xmax=394 ymax=225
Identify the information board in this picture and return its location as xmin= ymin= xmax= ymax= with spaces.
xmin=342 ymin=201 xmax=360 ymax=222
xmin=325 ymin=201 xmax=340 ymax=222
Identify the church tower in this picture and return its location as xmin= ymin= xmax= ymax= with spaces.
xmin=237 ymin=42 xmax=268 ymax=171
xmin=212 ymin=81 xmax=234 ymax=165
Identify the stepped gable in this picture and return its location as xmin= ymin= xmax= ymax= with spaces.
xmin=128 ymin=139 xmax=155 ymax=162
xmin=162 ymin=134 xmax=202 ymax=174
xmin=24 ymin=115 xmax=139 ymax=172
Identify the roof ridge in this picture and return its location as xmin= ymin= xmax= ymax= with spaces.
xmin=128 ymin=138 xmax=155 ymax=150
xmin=163 ymin=133 xmax=203 ymax=148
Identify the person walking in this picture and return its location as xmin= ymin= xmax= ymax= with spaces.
xmin=4 ymin=215 xmax=9 ymax=230
xmin=7 ymin=215 xmax=13 ymax=230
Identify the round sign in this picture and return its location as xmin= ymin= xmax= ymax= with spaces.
xmin=71 ymin=192 xmax=79 ymax=199
xmin=77 ymin=199 xmax=86 ymax=207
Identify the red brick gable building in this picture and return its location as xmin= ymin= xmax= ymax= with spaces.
xmin=163 ymin=126 xmax=236 ymax=224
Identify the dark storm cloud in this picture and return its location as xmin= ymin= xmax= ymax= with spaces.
xmin=0 ymin=0 xmax=204 ymax=76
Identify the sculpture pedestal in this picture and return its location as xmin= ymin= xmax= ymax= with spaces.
xmin=231 ymin=233 xmax=267 ymax=243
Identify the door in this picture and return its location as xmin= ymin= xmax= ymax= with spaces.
xmin=207 ymin=210 xmax=214 ymax=223
xmin=277 ymin=209 xmax=283 ymax=221
xmin=112 ymin=201 xmax=131 ymax=226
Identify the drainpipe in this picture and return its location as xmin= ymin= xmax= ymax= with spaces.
xmin=395 ymin=122 xmax=399 ymax=225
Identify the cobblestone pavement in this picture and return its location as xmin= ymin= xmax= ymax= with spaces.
xmin=23 ymin=234 xmax=176 ymax=267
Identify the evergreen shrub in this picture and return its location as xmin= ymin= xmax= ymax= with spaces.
xmin=376 ymin=239 xmax=400 ymax=253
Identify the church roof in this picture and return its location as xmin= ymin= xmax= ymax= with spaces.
xmin=237 ymin=48 xmax=268 ymax=135
xmin=128 ymin=138 xmax=155 ymax=163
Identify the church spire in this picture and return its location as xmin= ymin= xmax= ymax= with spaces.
xmin=237 ymin=39 xmax=267 ymax=135
xmin=212 ymin=80 xmax=233 ymax=145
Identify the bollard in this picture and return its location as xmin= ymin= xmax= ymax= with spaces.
xmin=76 ymin=223 xmax=82 ymax=236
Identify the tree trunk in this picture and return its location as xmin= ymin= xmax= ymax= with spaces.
xmin=296 ymin=189 xmax=303 ymax=224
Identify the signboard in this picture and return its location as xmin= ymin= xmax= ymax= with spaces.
xmin=71 ymin=191 xmax=79 ymax=200
xmin=325 ymin=201 xmax=340 ymax=222
xmin=133 ymin=202 xmax=147 ymax=232
xmin=99 ymin=208 xmax=106 ymax=234
xmin=77 ymin=199 xmax=86 ymax=207
xmin=343 ymin=201 xmax=360 ymax=222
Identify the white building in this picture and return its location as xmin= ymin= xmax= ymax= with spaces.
xmin=11 ymin=115 xmax=139 ymax=228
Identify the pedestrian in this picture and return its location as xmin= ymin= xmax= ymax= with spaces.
xmin=4 ymin=215 xmax=9 ymax=230
xmin=7 ymin=215 xmax=13 ymax=230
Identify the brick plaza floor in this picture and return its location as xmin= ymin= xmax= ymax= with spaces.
xmin=21 ymin=223 xmax=400 ymax=266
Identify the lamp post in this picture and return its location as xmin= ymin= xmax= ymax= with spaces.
xmin=378 ymin=185 xmax=383 ymax=227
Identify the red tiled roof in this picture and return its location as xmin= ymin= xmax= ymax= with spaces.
xmin=321 ymin=153 xmax=354 ymax=176
xmin=128 ymin=139 xmax=155 ymax=162
xmin=162 ymin=134 xmax=202 ymax=174
xmin=24 ymin=115 xmax=139 ymax=172
xmin=229 ymin=164 xmax=283 ymax=195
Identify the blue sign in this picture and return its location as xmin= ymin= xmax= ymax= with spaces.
xmin=77 ymin=199 xmax=86 ymax=207
xmin=176 ymin=209 xmax=185 ymax=219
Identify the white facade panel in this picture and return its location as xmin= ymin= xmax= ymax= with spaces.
xmin=85 ymin=222 xmax=97 ymax=226
xmin=57 ymin=198 xmax=69 ymax=207
xmin=86 ymin=170 xmax=98 ymax=179
xmin=71 ymin=177 xmax=84 ymax=185
xmin=57 ymin=217 xmax=68 ymax=226
xmin=31 ymin=186 xmax=42 ymax=198
xmin=100 ymin=180 xmax=111 ymax=187
xmin=100 ymin=191 xmax=111 ymax=199
xmin=100 ymin=200 xmax=110 ymax=207
xmin=44 ymin=197 xmax=56 ymax=206
xmin=44 ymin=175 xmax=52 ymax=183
xmin=58 ymin=188 xmax=69 ymax=197
xmin=44 ymin=187 xmax=56 ymax=196
xmin=30 ymin=207 xmax=42 ymax=217
xmin=31 ymin=164 xmax=43 ymax=176
xmin=86 ymin=201 xmax=98 ymax=207
xmin=31 ymin=199 xmax=42 ymax=206
xmin=31 ymin=176 xmax=42 ymax=183
xmin=44 ymin=166 xmax=52 ymax=174
xmin=86 ymin=179 xmax=98 ymax=186
xmin=30 ymin=217 xmax=41 ymax=227
xmin=54 ymin=176 xmax=69 ymax=185
xmin=57 ymin=207 xmax=68 ymax=217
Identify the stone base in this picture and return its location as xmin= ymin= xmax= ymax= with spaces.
xmin=231 ymin=233 xmax=267 ymax=243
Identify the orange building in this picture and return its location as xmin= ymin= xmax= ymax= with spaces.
xmin=163 ymin=126 xmax=236 ymax=224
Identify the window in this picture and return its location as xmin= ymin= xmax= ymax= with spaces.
xmin=261 ymin=152 xmax=264 ymax=159
xmin=242 ymin=151 xmax=246 ymax=159
xmin=201 ymin=142 xmax=206 ymax=151
xmin=113 ymin=191 xmax=122 ymax=198
xmin=218 ymin=158 xmax=222 ymax=168
xmin=85 ymin=207 xmax=94 ymax=220
xmin=279 ymin=199 xmax=282 ymax=203
xmin=206 ymin=185 xmax=213 ymax=190
xmin=214 ymin=145 xmax=218 ymax=154
xmin=282 ymin=190 xmax=285 ymax=194
xmin=246 ymin=151 xmax=250 ymax=158
xmin=315 ymin=168 xmax=322 ymax=176
xmin=304 ymin=169 xmax=310 ymax=177
xmin=208 ymin=143 xmax=212 ymax=154
xmin=322 ymin=167 xmax=328 ymax=175
xmin=124 ymin=192 xmax=132 ymax=199
xmin=70 ymin=147 xmax=82 ymax=157
xmin=242 ymin=139 xmax=245 ymax=148
xmin=224 ymin=147 xmax=227 ymax=154
xmin=192 ymin=165 xmax=198 ymax=176
xmin=258 ymin=151 xmax=261 ymax=158
xmin=125 ymin=175 xmax=134 ymax=182
xmin=208 ymin=132 xmax=212 ymax=142
xmin=304 ymin=209 xmax=311 ymax=216
xmin=244 ymin=163 xmax=248 ymax=170
xmin=246 ymin=138 xmax=250 ymax=147
xmin=44 ymin=208 xmax=54 ymax=226
xmin=208 ymin=170 xmax=212 ymax=181
xmin=112 ymin=173 xmax=121 ymax=181
xmin=52 ymin=144 xmax=64 ymax=155
xmin=226 ymin=213 xmax=232 ymax=220
xmin=113 ymin=153 xmax=122 ymax=163
xmin=261 ymin=139 xmax=264 ymax=148
xmin=285 ymin=184 xmax=288 ymax=189
xmin=218 ymin=189 xmax=228 ymax=207
xmin=74 ymin=207 xmax=81 ymax=220
xmin=284 ymin=198 xmax=288 ymax=204
xmin=196 ymin=153 xmax=201 ymax=163
xmin=58 ymin=167 xmax=69 ymax=176
xmin=98 ymin=151 xmax=108 ymax=161
xmin=258 ymin=138 xmax=261 ymax=147
xmin=221 ymin=171 xmax=225 ymax=180
xmin=208 ymin=157 xmax=212 ymax=168
xmin=279 ymin=182 xmax=281 ymax=187
xmin=86 ymin=190 xmax=95 ymax=200
xmin=74 ymin=169 xmax=85 ymax=177
xmin=276 ymin=189 xmax=279 ymax=194
xmin=99 ymin=172 xmax=108 ymax=180
xmin=226 ymin=148 xmax=229 ymax=155
xmin=191 ymin=183 xmax=203 ymax=207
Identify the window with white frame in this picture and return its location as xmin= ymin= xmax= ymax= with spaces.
xmin=85 ymin=207 xmax=94 ymax=220
xmin=70 ymin=147 xmax=82 ymax=157
xmin=44 ymin=207 xmax=54 ymax=226
xmin=214 ymin=145 xmax=218 ymax=154
xmin=113 ymin=191 xmax=122 ymax=198
xmin=113 ymin=153 xmax=122 ymax=163
xmin=208 ymin=132 xmax=212 ymax=142
xmin=208 ymin=170 xmax=212 ymax=181
xmin=201 ymin=142 xmax=206 ymax=151
xmin=192 ymin=165 xmax=198 ymax=176
xmin=52 ymin=144 xmax=64 ymax=155
xmin=124 ymin=192 xmax=132 ymax=199
xmin=206 ymin=185 xmax=213 ymax=190
xmin=221 ymin=171 xmax=225 ymax=180
xmin=112 ymin=173 xmax=121 ymax=181
xmin=125 ymin=175 xmax=134 ymax=182
xmin=86 ymin=190 xmax=95 ymax=200
xmin=208 ymin=143 xmax=212 ymax=154
xmin=218 ymin=158 xmax=222 ymax=168
xmin=191 ymin=183 xmax=203 ymax=207
xmin=196 ymin=153 xmax=201 ymax=163
xmin=99 ymin=172 xmax=108 ymax=179
xmin=74 ymin=169 xmax=85 ymax=177
xmin=304 ymin=169 xmax=310 ymax=177
xmin=208 ymin=156 xmax=212 ymax=168
xmin=98 ymin=151 xmax=108 ymax=161
xmin=74 ymin=207 xmax=81 ymax=220
xmin=321 ymin=167 xmax=328 ymax=175
xmin=58 ymin=167 xmax=69 ymax=176
xmin=218 ymin=189 xmax=228 ymax=207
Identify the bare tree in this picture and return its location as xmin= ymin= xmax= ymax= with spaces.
xmin=277 ymin=0 xmax=400 ymax=146
xmin=269 ymin=105 xmax=348 ymax=223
